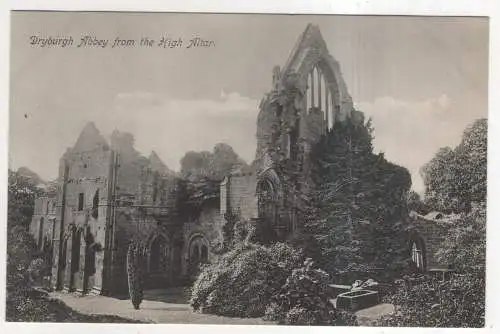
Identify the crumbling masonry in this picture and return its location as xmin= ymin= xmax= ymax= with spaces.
xmin=30 ymin=24 xmax=449 ymax=297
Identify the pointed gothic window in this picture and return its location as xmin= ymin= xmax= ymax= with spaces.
xmin=201 ymin=245 xmax=208 ymax=263
xmin=306 ymin=73 xmax=313 ymax=113
xmin=38 ymin=217 xmax=44 ymax=250
xmin=411 ymin=241 xmax=424 ymax=270
xmin=150 ymin=235 xmax=168 ymax=273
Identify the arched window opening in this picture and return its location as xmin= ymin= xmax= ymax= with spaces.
xmin=92 ymin=190 xmax=99 ymax=219
xmin=257 ymin=177 xmax=279 ymax=242
xmin=150 ymin=235 xmax=167 ymax=273
xmin=257 ymin=179 xmax=275 ymax=218
xmin=188 ymin=236 xmax=209 ymax=276
xmin=71 ymin=229 xmax=81 ymax=274
xmin=306 ymin=73 xmax=313 ymax=114
xmin=38 ymin=218 xmax=45 ymax=250
xmin=316 ymin=67 xmax=322 ymax=110
xmin=201 ymin=245 xmax=208 ymax=263
xmin=328 ymin=93 xmax=334 ymax=129
xmin=411 ymin=241 xmax=424 ymax=270
xmin=311 ymin=67 xmax=318 ymax=109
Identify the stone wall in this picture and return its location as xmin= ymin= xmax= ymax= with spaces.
xmin=220 ymin=173 xmax=258 ymax=222
xmin=53 ymin=145 xmax=114 ymax=294
xmin=182 ymin=203 xmax=225 ymax=277
xmin=408 ymin=213 xmax=452 ymax=270
xmin=30 ymin=196 xmax=57 ymax=251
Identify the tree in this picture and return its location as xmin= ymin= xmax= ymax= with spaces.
xmin=127 ymin=242 xmax=144 ymax=310
xmin=421 ymin=118 xmax=487 ymax=213
xmin=406 ymin=190 xmax=429 ymax=214
xmin=6 ymin=170 xmax=46 ymax=320
xmin=304 ymin=117 xmax=411 ymax=277
xmin=436 ymin=202 xmax=486 ymax=273
xmin=178 ymin=143 xmax=247 ymax=220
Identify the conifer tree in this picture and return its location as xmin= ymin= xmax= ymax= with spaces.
xmin=305 ymin=116 xmax=411 ymax=277
xmin=127 ymin=241 xmax=144 ymax=310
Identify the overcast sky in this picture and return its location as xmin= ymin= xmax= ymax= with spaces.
xmin=9 ymin=12 xmax=488 ymax=193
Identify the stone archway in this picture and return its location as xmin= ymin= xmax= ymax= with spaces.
xmin=256 ymin=168 xmax=281 ymax=242
xmin=146 ymin=232 xmax=172 ymax=288
xmin=187 ymin=233 xmax=209 ymax=277
xmin=408 ymin=232 xmax=427 ymax=271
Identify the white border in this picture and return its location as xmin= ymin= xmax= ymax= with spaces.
xmin=1 ymin=1 xmax=498 ymax=334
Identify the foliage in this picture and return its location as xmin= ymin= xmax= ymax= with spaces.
xmin=377 ymin=273 xmax=485 ymax=327
xmin=265 ymin=258 xmax=358 ymax=326
xmin=421 ymin=118 xmax=487 ymax=213
xmin=126 ymin=242 xmax=144 ymax=310
xmin=406 ymin=190 xmax=429 ymax=215
xmin=8 ymin=169 xmax=42 ymax=230
xmin=6 ymin=169 xmax=50 ymax=321
xmin=190 ymin=242 xmax=303 ymax=317
xmin=304 ymin=117 xmax=411 ymax=277
xmin=377 ymin=119 xmax=487 ymax=328
xmin=177 ymin=143 xmax=248 ymax=219
xmin=232 ymin=219 xmax=257 ymax=244
xmin=436 ymin=201 xmax=486 ymax=272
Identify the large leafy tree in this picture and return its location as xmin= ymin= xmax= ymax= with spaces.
xmin=177 ymin=143 xmax=247 ymax=220
xmin=304 ymin=117 xmax=411 ymax=276
xmin=428 ymin=119 xmax=488 ymax=273
xmin=421 ymin=118 xmax=487 ymax=213
xmin=6 ymin=170 xmax=44 ymax=318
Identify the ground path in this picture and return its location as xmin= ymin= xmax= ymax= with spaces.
xmin=50 ymin=287 xmax=275 ymax=325
xmin=50 ymin=287 xmax=395 ymax=325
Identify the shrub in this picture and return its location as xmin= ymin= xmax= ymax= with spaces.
xmin=190 ymin=242 xmax=303 ymax=317
xmin=376 ymin=273 xmax=485 ymax=327
xmin=436 ymin=201 xmax=486 ymax=272
xmin=127 ymin=242 xmax=144 ymax=310
xmin=265 ymin=258 xmax=358 ymax=326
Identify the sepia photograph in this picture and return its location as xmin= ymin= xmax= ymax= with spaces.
xmin=6 ymin=10 xmax=488 ymax=327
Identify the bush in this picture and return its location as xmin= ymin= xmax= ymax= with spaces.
xmin=190 ymin=242 xmax=303 ymax=318
xmin=436 ymin=201 xmax=486 ymax=272
xmin=376 ymin=273 xmax=485 ymax=327
xmin=127 ymin=242 xmax=144 ymax=310
xmin=265 ymin=258 xmax=358 ymax=326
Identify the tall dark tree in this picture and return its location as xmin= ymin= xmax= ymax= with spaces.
xmin=127 ymin=242 xmax=144 ymax=310
xmin=304 ymin=116 xmax=411 ymax=277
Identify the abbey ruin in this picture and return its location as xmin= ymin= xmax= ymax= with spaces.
xmin=30 ymin=24 xmax=450 ymax=297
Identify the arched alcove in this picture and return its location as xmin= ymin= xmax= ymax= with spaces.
xmin=150 ymin=234 xmax=168 ymax=273
xmin=38 ymin=217 xmax=45 ymax=250
xmin=188 ymin=234 xmax=209 ymax=276
xmin=409 ymin=234 xmax=427 ymax=271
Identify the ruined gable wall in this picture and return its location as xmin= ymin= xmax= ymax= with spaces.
xmin=54 ymin=147 xmax=114 ymax=294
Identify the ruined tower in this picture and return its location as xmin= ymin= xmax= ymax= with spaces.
xmin=222 ymin=24 xmax=364 ymax=242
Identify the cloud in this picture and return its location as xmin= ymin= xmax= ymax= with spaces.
xmin=355 ymin=93 xmax=485 ymax=194
xmin=94 ymin=91 xmax=260 ymax=172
